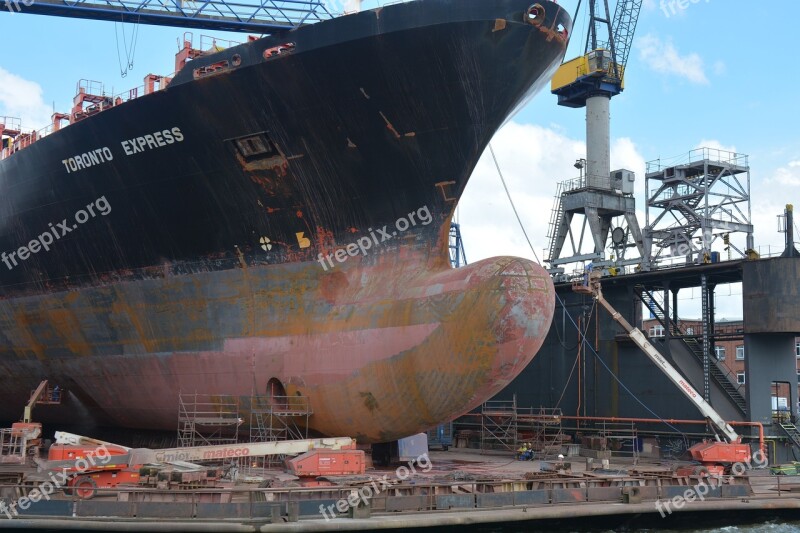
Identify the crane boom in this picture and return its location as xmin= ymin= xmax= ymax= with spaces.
xmin=6 ymin=0 xmax=331 ymax=33
xmin=23 ymin=381 xmax=50 ymax=423
xmin=609 ymin=0 xmax=642 ymax=77
xmin=575 ymin=274 xmax=740 ymax=443
xmin=135 ymin=437 xmax=354 ymax=464
xmin=52 ymin=431 xmax=354 ymax=464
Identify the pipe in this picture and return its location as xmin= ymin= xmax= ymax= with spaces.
xmin=730 ymin=421 xmax=766 ymax=459
xmin=559 ymin=415 xmax=765 ymax=458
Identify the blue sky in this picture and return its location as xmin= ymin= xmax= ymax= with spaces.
xmin=528 ymin=0 xmax=800 ymax=173
xmin=1 ymin=0 xmax=798 ymax=317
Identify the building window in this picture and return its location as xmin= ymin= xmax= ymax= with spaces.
xmin=649 ymin=325 xmax=664 ymax=338
xmin=796 ymin=342 xmax=800 ymax=358
xmin=685 ymin=327 xmax=694 ymax=335
xmin=715 ymin=346 xmax=726 ymax=360
xmin=736 ymin=346 xmax=745 ymax=360
xmin=737 ymin=372 xmax=746 ymax=385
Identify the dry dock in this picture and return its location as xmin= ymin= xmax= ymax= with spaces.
xmin=2 ymin=449 xmax=800 ymax=531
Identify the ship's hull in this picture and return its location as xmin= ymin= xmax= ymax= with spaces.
xmin=3 ymin=254 xmax=554 ymax=442
xmin=0 ymin=0 xmax=569 ymax=441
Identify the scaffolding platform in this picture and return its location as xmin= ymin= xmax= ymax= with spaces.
xmin=480 ymin=397 xmax=565 ymax=459
xmin=177 ymin=393 xmax=241 ymax=448
xmin=249 ymin=395 xmax=311 ymax=443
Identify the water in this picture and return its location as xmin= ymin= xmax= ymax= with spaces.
xmin=642 ymin=522 xmax=800 ymax=533
xmin=406 ymin=514 xmax=800 ymax=532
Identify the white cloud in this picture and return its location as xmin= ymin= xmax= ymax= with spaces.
xmin=769 ymin=162 xmax=800 ymax=187
xmin=0 ymin=67 xmax=52 ymax=132
xmin=458 ymin=122 xmax=647 ymax=265
xmin=759 ymin=159 xmax=800 ymax=218
xmin=611 ymin=137 xmax=647 ymax=198
xmin=637 ymin=34 xmax=709 ymax=85
xmin=457 ymin=122 xmax=582 ymax=264
xmin=694 ymin=139 xmax=737 ymax=154
xmin=642 ymin=0 xmax=657 ymax=11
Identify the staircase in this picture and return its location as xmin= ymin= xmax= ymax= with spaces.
xmin=545 ymin=182 xmax=564 ymax=262
xmin=779 ymin=423 xmax=800 ymax=450
xmin=682 ymin=337 xmax=747 ymax=416
xmin=635 ymin=287 xmax=747 ymax=416
xmin=640 ymin=290 xmax=665 ymax=324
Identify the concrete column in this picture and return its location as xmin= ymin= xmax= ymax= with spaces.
xmin=586 ymin=95 xmax=610 ymax=190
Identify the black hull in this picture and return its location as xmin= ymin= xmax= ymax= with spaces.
xmin=1 ymin=0 xmax=568 ymax=296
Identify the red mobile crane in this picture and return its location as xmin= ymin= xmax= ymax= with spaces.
xmin=575 ymin=273 xmax=758 ymax=476
xmin=43 ymin=432 xmax=364 ymax=499
xmin=0 ymin=381 xmax=61 ymax=465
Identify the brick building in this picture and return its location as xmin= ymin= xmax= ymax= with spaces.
xmin=642 ymin=318 xmax=800 ymax=410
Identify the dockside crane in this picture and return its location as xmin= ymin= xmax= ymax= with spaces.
xmin=546 ymin=0 xmax=645 ymax=269
xmin=551 ymin=0 xmax=642 ymax=107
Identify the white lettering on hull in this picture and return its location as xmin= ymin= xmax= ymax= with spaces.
xmin=61 ymin=127 xmax=185 ymax=174
xmin=121 ymin=127 xmax=184 ymax=156
xmin=62 ymin=147 xmax=114 ymax=174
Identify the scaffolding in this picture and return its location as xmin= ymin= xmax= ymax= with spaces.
xmin=245 ymin=394 xmax=312 ymax=469
xmin=522 ymin=408 xmax=565 ymax=460
xmin=177 ymin=393 xmax=241 ymax=448
xmin=644 ymin=147 xmax=754 ymax=269
xmin=0 ymin=429 xmax=25 ymax=465
xmin=597 ymin=421 xmax=639 ymax=463
xmin=480 ymin=397 xmax=565 ymax=458
xmin=249 ymin=394 xmax=311 ymax=443
xmin=480 ymin=399 xmax=520 ymax=452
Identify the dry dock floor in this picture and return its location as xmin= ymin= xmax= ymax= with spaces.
xmin=0 ymin=448 xmax=799 ymax=531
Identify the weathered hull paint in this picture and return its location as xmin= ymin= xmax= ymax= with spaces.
xmin=1 ymin=253 xmax=553 ymax=441
xmin=0 ymin=0 xmax=568 ymax=441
